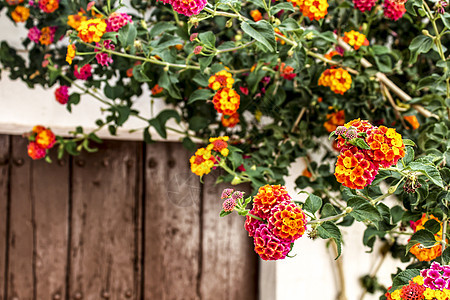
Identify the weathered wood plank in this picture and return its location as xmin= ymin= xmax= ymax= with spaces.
xmin=7 ymin=135 xmax=34 ymax=300
xmin=0 ymin=135 xmax=10 ymax=300
xmin=200 ymin=175 xmax=258 ymax=300
xmin=32 ymin=150 xmax=69 ymax=300
xmin=144 ymin=142 xmax=201 ymax=300
xmin=69 ymin=141 xmax=142 ymax=300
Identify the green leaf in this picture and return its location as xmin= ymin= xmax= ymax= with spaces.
xmin=423 ymin=219 xmax=441 ymax=234
xmin=241 ymin=21 xmax=275 ymax=52
xmin=189 ymin=115 xmax=208 ymax=131
xmin=406 ymin=229 xmax=437 ymax=253
xmin=347 ymin=197 xmax=382 ymax=223
xmin=442 ymin=247 xmax=450 ymax=264
xmin=199 ymin=31 xmax=216 ymax=48
xmin=199 ymin=56 xmax=213 ymax=72
xmin=350 ymin=138 xmax=370 ymax=149
xmin=149 ymin=22 xmax=178 ymax=38
xmin=317 ymin=221 xmax=342 ymax=259
xmin=220 ymin=210 xmax=232 ymax=217
xmin=67 ymin=93 xmax=81 ymax=113
xmin=408 ymin=162 xmax=444 ymax=188
xmin=143 ymin=126 xmax=152 ymax=144
xmin=188 ymin=89 xmax=214 ymax=104
xmin=132 ymin=64 xmax=152 ymax=82
xmin=441 ymin=13 xmax=450 ymax=29
xmin=409 ymin=35 xmax=433 ymax=64
xmin=321 ymin=203 xmax=338 ymax=218
xmin=270 ymin=2 xmax=294 ymax=14
xmin=182 ymin=137 xmax=197 ymax=152
xmin=116 ymin=106 xmax=131 ymax=126
xmin=278 ymin=19 xmax=300 ymax=32
xmin=149 ymin=109 xmax=181 ymax=139
xmin=403 ymin=139 xmax=416 ymax=146
xmin=391 ymin=269 xmax=421 ymax=292
xmin=118 ymin=23 xmax=137 ymax=48
xmin=304 ymin=193 xmax=322 ymax=214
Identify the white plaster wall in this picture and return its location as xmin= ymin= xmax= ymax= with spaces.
xmin=0 ymin=12 xmax=409 ymax=300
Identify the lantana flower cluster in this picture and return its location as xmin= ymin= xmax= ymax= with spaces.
xmin=386 ymin=263 xmax=450 ymax=300
xmin=208 ymin=70 xmax=241 ymax=123
xmin=244 ymin=185 xmax=308 ymax=261
xmin=156 ymin=0 xmax=208 ymax=16
xmin=11 ymin=5 xmax=30 ymax=23
xmin=353 ymin=0 xmax=406 ymax=20
xmin=409 ymin=214 xmax=443 ymax=262
xmin=333 ymin=119 xmax=405 ymax=189
xmin=289 ymin=0 xmax=329 ymax=20
xmin=26 ymin=126 xmax=56 ymax=160
xmin=324 ymin=109 xmax=345 ymax=133
xmin=28 ymin=26 xmax=57 ymax=45
xmin=190 ymin=136 xmax=230 ymax=177
xmin=342 ymin=30 xmax=369 ymax=50
xmin=318 ymin=68 xmax=352 ymax=95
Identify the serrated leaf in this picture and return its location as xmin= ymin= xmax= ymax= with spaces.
xmin=408 ymin=162 xmax=444 ymax=188
xmin=220 ymin=210 xmax=232 ymax=217
xmin=347 ymin=197 xmax=382 ymax=224
xmin=423 ymin=219 xmax=441 ymax=234
xmin=403 ymin=139 xmax=416 ymax=146
xmin=270 ymin=2 xmax=294 ymax=14
xmin=304 ymin=193 xmax=322 ymax=214
xmin=317 ymin=221 xmax=342 ymax=259
xmin=188 ymin=89 xmax=214 ymax=104
xmin=391 ymin=269 xmax=421 ymax=292
xmin=241 ymin=21 xmax=275 ymax=52
xmin=406 ymin=229 xmax=437 ymax=253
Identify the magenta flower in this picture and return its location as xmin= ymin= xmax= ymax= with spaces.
xmin=95 ymin=40 xmax=115 ymax=66
xmin=383 ymin=0 xmax=406 ymax=21
xmin=253 ymin=224 xmax=291 ymax=261
xmin=74 ymin=64 xmax=92 ymax=80
xmin=194 ymin=46 xmax=203 ymax=54
xmin=222 ymin=198 xmax=237 ymax=212
xmin=353 ymin=0 xmax=377 ymax=12
xmin=55 ymin=85 xmax=69 ymax=104
xmin=28 ymin=26 xmax=41 ymax=44
xmin=157 ymin=0 xmax=207 ymax=16
xmin=190 ymin=33 xmax=198 ymax=42
xmin=106 ymin=12 xmax=132 ymax=32
xmin=221 ymin=188 xmax=234 ymax=199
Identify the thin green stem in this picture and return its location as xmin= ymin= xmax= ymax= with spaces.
xmin=79 ymin=41 xmax=201 ymax=70
xmin=215 ymin=40 xmax=257 ymax=54
xmin=308 ymin=207 xmax=353 ymax=225
xmin=248 ymin=213 xmax=264 ymax=221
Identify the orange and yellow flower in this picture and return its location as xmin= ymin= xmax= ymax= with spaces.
xmin=365 ymin=126 xmax=405 ymax=168
xmin=250 ymin=9 xmax=262 ymax=21
xmin=66 ymin=44 xmax=76 ymax=65
xmin=221 ymin=112 xmax=239 ymax=128
xmin=409 ymin=214 xmax=443 ymax=262
xmin=39 ymin=0 xmax=59 ymax=13
xmin=274 ymin=28 xmax=286 ymax=45
xmin=189 ymin=147 xmax=216 ymax=176
xmin=318 ymin=68 xmax=352 ymax=95
xmin=151 ymin=84 xmax=164 ymax=95
xmin=324 ymin=50 xmax=342 ymax=60
xmin=404 ymin=115 xmax=420 ymax=130
xmin=212 ymin=88 xmax=240 ymax=116
xmin=208 ymin=70 xmax=234 ymax=90
xmin=209 ymin=136 xmax=229 ymax=156
xmin=35 ymin=128 xmax=56 ymax=149
xmin=77 ymin=18 xmax=107 ymax=43
xmin=6 ymin=0 xmax=24 ymax=5
xmin=67 ymin=12 xmax=88 ymax=29
xmin=288 ymin=0 xmax=329 ymax=20
xmin=252 ymin=184 xmax=292 ymax=216
xmin=11 ymin=6 xmax=29 ymax=23
xmin=268 ymin=201 xmax=307 ymax=241
xmin=342 ymin=30 xmax=369 ymax=50
xmin=39 ymin=26 xmax=55 ymax=45
xmin=334 ymin=147 xmax=379 ymax=189
xmin=324 ymin=110 xmax=345 ymax=133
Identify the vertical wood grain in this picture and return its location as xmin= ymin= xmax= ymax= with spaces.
xmin=32 ymin=149 xmax=69 ymax=300
xmin=69 ymin=141 xmax=142 ymax=300
xmin=7 ymin=136 xmax=34 ymax=300
xmin=200 ymin=175 xmax=258 ymax=300
xmin=144 ymin=142 xmax=201 ymax=300
xmin=0 ymin=135 xmax=10 ymax=300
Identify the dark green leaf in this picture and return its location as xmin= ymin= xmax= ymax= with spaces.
xmin=304 ymin=193 xmax=322 ymax=214
xmin=406 ymin=229 xmax=437 ymax=252
xmin=241 ymin=21 xmax=275 ymax=52
xmin=188 ymin=89 xmax=214 ymax=104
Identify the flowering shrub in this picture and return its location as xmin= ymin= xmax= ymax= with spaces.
xmin=0 ymin=0 xmax=449 ymax=296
